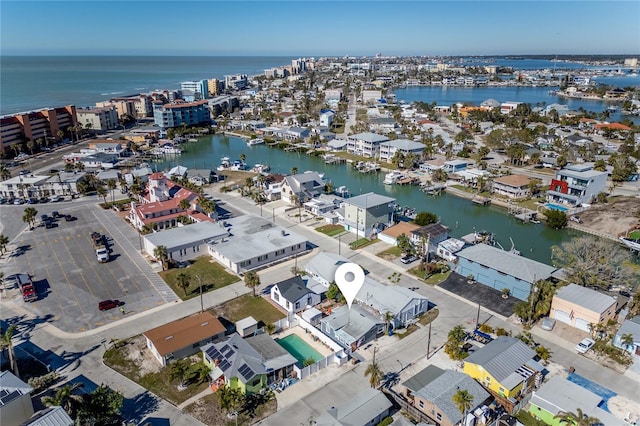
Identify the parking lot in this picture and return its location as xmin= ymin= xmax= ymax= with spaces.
xmin=2 ymin=202 xmax=179 ymax=333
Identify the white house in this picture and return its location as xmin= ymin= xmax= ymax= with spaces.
xmin=378 ymin=139 xmax=425 ymax=163
xmin=346 ymin=132 xmax=389 ymax=158
xmin=339 ymin=192 xmax=396 ymax=237
xmin=270 ymin=275 xmax=321 ymax=313
xmin=143 ymin=221 xmax=228 ymax=262
xmin=320 ymin=111 xmax=334 ymax=128
xmin=356 ymin=278 xmax=429 ymax=329
xmin=547 ymin=163 xmax=608 ymax=207
xmin=281 ymin=171 xmax=325 ymax=204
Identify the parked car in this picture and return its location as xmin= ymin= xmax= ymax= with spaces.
xmin=64 ymin=214 xmax=77 ymax=222
xmin=19 ymin=169 xmax=31 ymax=175
xmin=52 ymin=211 xmax=61 ymax=218
xmin=50 ymin=195 xmax=63 ymax=202
xmin=400 ymin=254 xmax=418 ymax=264
xmin=575 ymin=337 xmax=595 ymax=353
xmin=541 ymin=317 xmax=556 ymax=331
xmin=570 ymin=215 xmax=582 ymax=224
xmin=27 ymin=198 xmax=39 ymax=204
xmin=13 ymin=198 xmax=25 ymax=205
xmin=98 ymin=299 xmax=120 ymax=311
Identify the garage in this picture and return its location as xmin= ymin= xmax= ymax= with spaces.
xmin=574 ymin=318 xmax=591 ymax=332
xmin=554 ymin=310 xmax=571 ymax=325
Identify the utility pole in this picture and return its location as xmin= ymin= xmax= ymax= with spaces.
xmin=427 ymin=320 xmax=432 ymax=359
xmin=476 ymin=302 xmax=481 ymax=329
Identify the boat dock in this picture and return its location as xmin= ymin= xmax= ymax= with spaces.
xmin=323 ymin=154 xmax=347 ymax=165
xmin=472 ymin=196 xmax=491 ymax=205
xmin=396 ymin=176 xmax=420 ymax=186
xmin=508 ymin=204 xmax=538 ymax=223
xmin=421 ymin=183 xmax=447 ymax=195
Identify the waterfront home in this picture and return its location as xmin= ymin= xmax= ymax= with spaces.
xmin=124 ymin=166 xmax=153 ymax=185
xmin=346 ymin=132 xmax=389 ymax=158
xmin=143 ymin=221 xmax=228 ymax=263
xmin=326 ymin=139 xmax=348 ymax=151
xmin=270 ymin=275 xmax=322 ymax=314
xmin=167 ymin=165 xmax=188 ymax=179
xmin=378 ymin=139 xmax=425 ymax=163
xmin=455 ymin=244 xmax=557 ymax=300
xmin=320 ymin=111 xmax=334 ymax=128
xmin=281 ymin=171 xmax=325 ymax=205
xmin=500 ymin=101 xmax=523 ymax=114
xmin=436 ymin=238 xmax=466 ymax=262
xmin=143 ymin=312 xmax=226 ymax=367
xmin=528 ymin=376 xmax=620 ymax=426
xmin=338 ymin=192 xmax=396 ymax=237
xmin=357 ymin=277 xmax=429 ymax=329
xmin=0 ymin=371 xmax=34 ymax=426
xmin=320 ymin=304 xmax=385 ymax=351
xmin=377 ymin=221 xmax=420 ymax=246
xmin=263 ymin=174 xmax=286 ymax=201
xmin=491 ymin=174 xmax=533 ymax=199
xmin=550 ymin=284 xmax=617 ymax=332
xmin=369 ymin=117 xmax=398 ymax=133
xmin=402 ymin=366 xmax=491 ymax=426
xmin=315 ymin=388 xmax=392 ymax=426
xmin=547 ymin=163 xmax=607 ymax=207
xmin=442 ymin=159 xmax=468 ymax=173
xmin=613 ymin=316 xmax=640 ymax=356
xmin=206 ymin=215 xmax=307 ymax=274
xmin=303 ymin=198 xmax=336 ymax=216
xmin=410 ymin=223 xmax=450 ymax=256
xmin=463 ymin=337 xmax=543 ymax=404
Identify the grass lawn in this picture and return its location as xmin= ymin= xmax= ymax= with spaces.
xmin=315 ymin=224 xmax=346 ymax=237
xmin=160 ymin=256 xmax=240 ymax=300
xmin=629 ymin=230 xmax=640 ymax=239
xmin=408 ymin=267 xmax=451 ymax=285
xmin=349 ymin=238 xmax=380 ymax=249
xmin=418 ymin=308 xmax=439 ymax=326
xmin=451 ymin=184 xmax=475 ymax=193
xmin=515 ymin=410 xmax=548 ymax=426
xmin=518 ymin=198 xmax=541 ymax=211
xmin=376 ymin=246 xmax=403 ymax=259
xmin=396 ymin=324 xmax=419 ymax=339
xmin=213 ymin=294 xmax=285 ymax=325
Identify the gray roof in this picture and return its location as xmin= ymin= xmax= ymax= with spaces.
xmin=411 ymin=223 xmax=450 ymax=239
xmin=617 ymin=315 xmax=640 ymax=341
xmin=145 ymin=221 xmax=228 ymax=250
xmin=356 ymin=277 xmax=426 ymax=317
xmin=414 ymin=370 xmax=490 ymax=426
xmin=0 ymin=371 xmax=32 ymax=407
xmin=402 ymin=365 xmax=444 ymax=393
xmin=327 ymin=139 xmax=348 ymax=148
xmin=304 ymin=251 xmax=350 ymax=283
xmin=322 ymin=305 xmax=382 ymax=344
xmin=45 ymin=171 xmax=87 ymax=184
xmin=380 ymin=139 xmax=425 ymax=151
xmin=202 ymin=333 xmax=266 ymax=384
xmin=530 ymin=375 xmax=620 ymax=425
xmin=246 ymin=333 xmax=297 ymax=371
xmin=456 ymin=244 xmax=556 ymax=283
xmin=464 ymin=337 xmax=536 ymax=384
xmin=208 ymin=215 xmax=307 ymax=263
xmin=349 ymin=132 xmax=389 ymax=143
xmin=316 ymin=388 xmax=392 ymax=426
xmin=554 ymin=284 xmax=617 ymax=314
xmin=274 ymin=275 xmax=312 ymax=303
xmin=21 ymin=406 xmax=74 ymax=426
xmin=345 ymin=192 xmax=396 ymax=209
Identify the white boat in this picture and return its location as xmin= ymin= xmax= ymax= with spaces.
xmin=619 ymin=237 xmax=640 ymax=252
xmin=151 ymin=144 xmax=183 ymax=155
xmin=217 ymin=157 xmax=231 ymax=171
xmin=247 ymin=138 xmax=264 ymax=146
xmin=383 ymin=171 xmax=405 ymax=185
xmin=252 ymin=164 xmax=270 ymax=173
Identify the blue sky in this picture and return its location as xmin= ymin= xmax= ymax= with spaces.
xmin=1 ymin=1 xmax=639 ymax=56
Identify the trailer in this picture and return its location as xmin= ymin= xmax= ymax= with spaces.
xmin=16 ymin=274 xmax=37 ymax=302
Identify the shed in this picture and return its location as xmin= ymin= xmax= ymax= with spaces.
xmin=236 ymin=316 xmax=258 ymax=337
xmin=301 ymin=307 xmax=323 ymax=326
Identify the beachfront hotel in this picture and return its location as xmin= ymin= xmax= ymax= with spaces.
xmin=152 ymin=99 xmax=211 ymax=131
xmin=0 ymin=105 xmax=77 ymax=151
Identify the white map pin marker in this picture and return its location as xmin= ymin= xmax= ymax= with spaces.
xmin=334 ymin=262 xmax=365 ymax=310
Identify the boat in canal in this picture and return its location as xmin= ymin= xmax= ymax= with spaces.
xmin=619 ymin=237 xmax=640 ymax=252
xmin=247 ymin=138 xmax=265 ymax=146
xmin=383 ymin=171 xmax=405 ymax=185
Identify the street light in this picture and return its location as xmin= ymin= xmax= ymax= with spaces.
xmin=195 ymin=274 xmax=204 ymax=313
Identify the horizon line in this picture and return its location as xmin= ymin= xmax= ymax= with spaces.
xmin=2 ymin=53 xmax=639 ymax=58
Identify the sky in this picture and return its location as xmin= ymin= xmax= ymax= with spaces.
xmin=1 ymin=1 xmax=639 ymax=56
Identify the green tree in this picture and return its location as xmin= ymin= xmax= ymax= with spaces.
xmin=396 ymin=233 xmax=414 ymax=255
xmin=179 ymin=199 xmax=191 ymax=211
xmin=536 ymin=345 xmax=552 ymax=363
xmin=244 ymin=270 xmax=260 ymax=297
xmin=383 ymin=311 xmax=395 ymax=333
xmin=0 ymin=234 xmax=9 ymax=256
xmin=239 ymin=153 xmax=246 ymax=164
xmin=217 ymin=384 xmax=243 ymax=415
xmin=76 ymin=384 xmax=124 ymax=425
xmin=620 ymin=333 xmax=634 ymax=351
xmin=326 ymin=281 xmax=345 ymax=303
xmin=96 ymin=186 xmax=107 ymax=203
xmin=41 ymin=383 xmax=84 ymax=415
xmin=22 ymin=206 xmax=38 ymax=229
xmin=0 ymin=164 xmax=10 ymax=181
xmin=543 ymin=209 xmax=567 ymax=229
xmin=290 ymin=166 xmax=298 ymax=175
xmin=170 ymin=359 xmax=190 ymax=388
xmin=452 ymin=389 xmax=474 ymax=423
xmin=554 ymin=408 xmax=600 ymax=426
xmin=364 ymin=349 xmax=384 ymax=388
xmin=414 ymin=211 xmax=437 ymax=226
xmin=153 ymin=245 xmax=169 ymax=270
xmin=0 ymin=325 xmax=19 ymax=377
xmin=176 ymin=272 xmax=191 ymax=297
xmin=107 ymin=178 xmax=117 ymax=203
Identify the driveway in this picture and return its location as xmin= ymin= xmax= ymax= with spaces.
xmin=438 ymin=272 xmax=519 ymax=318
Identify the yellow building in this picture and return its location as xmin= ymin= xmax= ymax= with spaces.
xmin=463 ymin=336 xmax=542 ymax=400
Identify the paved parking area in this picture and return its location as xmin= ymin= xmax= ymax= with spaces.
xmin=2 ymin=203 xmax=179 ymax=333
xmin=438 ymin=272 xmax=519 ymax=317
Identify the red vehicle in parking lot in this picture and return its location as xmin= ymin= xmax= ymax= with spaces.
xmin=98 ymin=300 xmax=120 ymax=311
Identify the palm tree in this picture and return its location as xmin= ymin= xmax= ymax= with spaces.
xmin=153 ymin=245 xmax=169 ymax=270
xmin=0 ymin=234 xmax=9 ymax=256
xmin=169 ymin=359 xmax=189 ymax=388
xmin=239 ymin=153 xmax=246 ymax=165
xmin=535 ymin=345 xmax=552 ymax=364
xmin=620 ymin=333 xmax=634 ymax=352
xmin=107 ymin=178 xmax=117 ymax=203
xmin=244 ymin=270 xmax=260 ymax=297
xmin=176 ymin=272 xmax=191 ymax=297
xmin=1 ymin=325 xmax=19 ymax=377
xmin=0 ymin=164 xmax=10 ymax=181
xmin=217 ymin=384 xmax=243 ymax=415
xmin=384 ymin=312 xmax=395 ymax=334
xmin=364 ymin=348 xmax=384 ymax=388
xmin=554 ymin=408 xmax=600 ymax=426
xmin=290 ymin=166 xmax=298 ymax=175
xmin=96 ymin=186 xmax=108 ymax=203
xmin=179 ymin=199 xmax=191 ymax=212
xmin=41 ymin=382 xmax=84 ymax=415
xmin=22 ymin=207 xmax=38 ymax=229
xmin=452 ymin=389 xmax=474 ymax=424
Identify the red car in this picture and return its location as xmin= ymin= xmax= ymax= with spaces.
xmin=98 ymin=299 xmax=120 ymax=311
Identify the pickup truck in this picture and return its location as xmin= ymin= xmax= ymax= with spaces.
xmin=91 ymin=232 xmax=109 ymax=263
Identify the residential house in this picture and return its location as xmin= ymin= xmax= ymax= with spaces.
xmin=550 ymin=284 xmax=618 ymax=332
xmin=320 ymin=111 xmax=335 ymax=128
xmin=377 ymin=222 xmax=420 ymax=246
xmin=528 ymin=376 xmax=620 ymax=426
xmin=500 ymin=102 xmax=522 ymax=114
xmin=402 ymin=366 xmax=491 ymax=426
xmin=320 ymin=304 xmax=385 ymax=351
xmin=303 ymin=198 xmax=336 ymax=216
xmin=369 ymin=117 xmax=398 ymax=134
xmin=263 ymin=174 xmax=286 ymax=201
xmin=346 ymin=132 xmax=389 ymax=158
xmin=76 ymin=152 xmax=119 ymax=169
xmin=201 ymin=334 xmax=269 ymax=394
xmin=547 ymin=163 xmax=608 ymax=207
xmin=315 ymin=388 xmax=392 ymax=426
xmin=206 ymin=215 xmax=307 ymax=274
xmin=442 ymin=160 xmax=468 ymax=173
xmin=613 ymin=316 xmax=640 ymax=356
xmin=339 ymin=192 xmax=396 ymax=237
xmin=143 ymin=221 xmax=228 ymax=262
xmin=492 ymin=174 xmax=533 ymax=199
xmin=436 ymin=238 xmax=466 ymax=262
xmin=455 ymin=244 xmax=557 ymax=300
xmin=87 ymin=139 xmax=129 ymax=154
xmin=304 ymin=251 xmax=350 ymax=288
xmin=362 ymin=90 xmax=383 ymax=104
xmin=0 ymin=371 xmax=34 ymax=426
xmin=245 ymin=333 xmax=297 ymax=382
xmin=21 ymin=407 xmax=74 ymax=426
xmin=378 ymin=139 xmax=425 ymax=163
xmin=327 ymin=139 xmax=348 ymax=152
xmin=270 ymin=275 xmax=322 ymax=314
xmin=143 ymin=312 xmax=226 ymax=366
xmin=281 ymin=171 xmax=325 ymax=204
xmin=463 ymin=336 xmax=543 ymax=402
xmin=356 ymin=278 xmax=429 ymax=329
xmin=410 ymin=223 xmax=450 ymax=256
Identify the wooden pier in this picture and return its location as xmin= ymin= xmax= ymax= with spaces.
xmin=472 ymin=196 xmax=491 ymax=206
xmin=396 ymin=177 xmax=420 ymax=186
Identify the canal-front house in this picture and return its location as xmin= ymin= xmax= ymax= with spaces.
xmin=491 ymin=174 xmax=533 ymax=200
xmin=455 ymin=244 xmax=557 ymax=300
xmin=339 ymin=192 xmax=396 ymax=237
xmin=378 ymin=139 xmax=425 ymax=163
xmin=346 ymin=132 xmax=389 ymax=157
xmin=546 ymin=163 xmax=607 ymax=207
xmin=281 ymin=171 xmax=325 ymax=205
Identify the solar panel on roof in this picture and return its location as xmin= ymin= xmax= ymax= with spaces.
xmin=206 ymin=347 xmax=222 ymax=360
xmin=241 ymin=366 xmax=254 ymax=380
xmin=221 ymin=344 xmax=235 ymax=357
xmin=219 ymin=360 xmax=231 ymax=371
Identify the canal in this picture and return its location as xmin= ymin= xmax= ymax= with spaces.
xmin=156 ymin=134 xmax=578 ymax=264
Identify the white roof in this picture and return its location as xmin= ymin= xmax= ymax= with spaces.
xmin=316 ymin=388 xmax=391 ymax=426
xmin=380 ymin=139 xmax=425 ymax=150
xmin=345 ymin=192 xmax=395 ymax=209
xmin=145 ymin=221 xmax=228 ymax=250
xmin=236 ymin=316 xmax=258 ymax=330
xmin=356 ymin=277 xmax=426 ymax=316
xmin=349 ymin=132 xmax=389 ymax=143
xmin=554 ymin=284 xmax=617 ymax=313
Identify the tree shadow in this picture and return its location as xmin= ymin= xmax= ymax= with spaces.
xmin=121 ymin=391 xmax=161 ymax=424
xmin=2 ymin=313 xmax=55 ymax=340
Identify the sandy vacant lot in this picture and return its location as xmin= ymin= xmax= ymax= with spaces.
xmin=577 ymin=197 xmax=640 ymax=237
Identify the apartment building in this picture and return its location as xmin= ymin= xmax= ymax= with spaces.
xmin=76 ymin=105 xmax=119 ymax=131
xmin=378 ymin=139 xmax=425 ymax=162
xmin=153 ymin=100 xmax=211 ymax=130
xmin=181 ymin=80 xmax=209 ymax=100
xmin=346 ymin=132 xmax=389 ymax=157
xmin=0 ymin=105 xmax=77 ymax=151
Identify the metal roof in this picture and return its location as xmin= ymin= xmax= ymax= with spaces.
xmin=617 ymin=316 xmax=640 ymax=341
xmin=349 ymin=132 xmax=390 ymax=143
xmin=554 ymin=284 xmax=617 ymax=314
xmin=145 ymin=221 xmax=228 ymax=250
xmin=456 ymin=244 xmax=556 ymax=283
xmin=344 ymin=192 xmax=396 ymax=209
xmin=304 ymin=252 xmax=350 ymax=284
xmin=0 ymin=371 xmax=32 ymax=407
xmin=402 ymin=365 xmax=444 ymax=393
xmin=380 ymin=139 xmax=425 ymax=150
xmin=356 ymin=277 xmax=427 ymax=317
xmin=246 ymin=334 xmax=297 ymax=372
xmin=201 ymin=334 xmax=266 ymax=384
xmin=21 ymin=406 xmax=74 ymax=426
xmin=464 ymin=337 xmax=536 ymax=384
xmin=316 ymin=388 xmax=392 ymax=426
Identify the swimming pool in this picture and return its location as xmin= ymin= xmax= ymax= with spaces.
xmin=545 ymin=203 xmax=569 ymax=212
xmin=567 ymin=373 xmax=616 ymax=412
xmin=276 ymin=334 xmax=324 ymax=364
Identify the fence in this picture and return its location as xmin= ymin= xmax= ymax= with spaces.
xmin=295 ymin=314 xmax=346 ymax=354
xmin=294 ymin=354 xmax=335 ymax=380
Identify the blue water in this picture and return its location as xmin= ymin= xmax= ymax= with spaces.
xmin=545 ymin=203 xmax=569 ymax=212
xmin=567 ymin=373 xmax=616 ymax=412
xmin=0 ymin=56 xmax=296 ymax=115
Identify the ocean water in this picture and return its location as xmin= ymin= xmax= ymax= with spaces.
xmin=0 ymin=56 xmax=295 ymax=115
